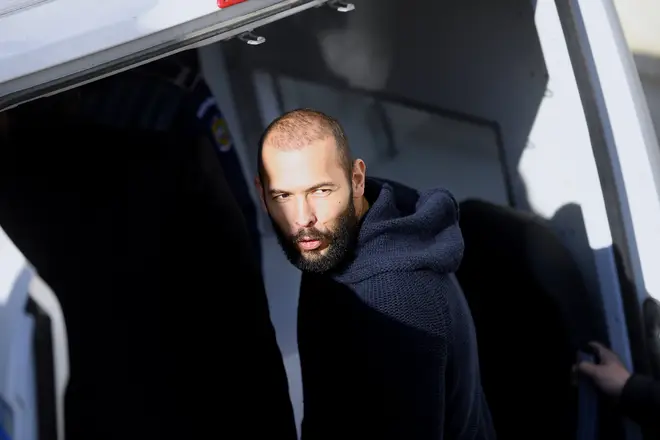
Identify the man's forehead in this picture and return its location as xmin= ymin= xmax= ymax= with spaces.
xmin=262 ymin=140 xmax=345 ymax=189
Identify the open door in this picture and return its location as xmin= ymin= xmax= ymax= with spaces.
xmin=557 ymin=1 xmax=660 ymax=438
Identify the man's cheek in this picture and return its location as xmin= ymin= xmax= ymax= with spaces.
xmin=270 ymin=208 xmax=295 ymax=234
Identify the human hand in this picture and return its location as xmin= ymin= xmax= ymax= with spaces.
xmin=576 ymin=341 xmax=632 ymax=398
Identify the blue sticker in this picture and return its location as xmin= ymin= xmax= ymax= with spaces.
xmin=0 ymin=427 xmax=11 ymax=440
xmin=0 ymin=396 xmax=13 ymax=440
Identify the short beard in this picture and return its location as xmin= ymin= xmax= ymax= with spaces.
xmin=269 ymin=197 xmax=359 ymax=274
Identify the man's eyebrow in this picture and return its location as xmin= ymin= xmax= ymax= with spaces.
xmin=269 ymin=182 xmax=338 ymax=195
xmin=308 ymin=182 xmax=338 ymax=191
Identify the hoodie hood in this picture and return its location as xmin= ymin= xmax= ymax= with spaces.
xmin=332 ymin=177 xmax=464 ymax=285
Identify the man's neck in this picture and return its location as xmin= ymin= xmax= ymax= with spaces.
xmin=356 ymin=196 xmax=370 ymax=220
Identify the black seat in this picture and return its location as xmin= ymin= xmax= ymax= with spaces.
xmin=455 ymin=199 xmax=602 ymax=440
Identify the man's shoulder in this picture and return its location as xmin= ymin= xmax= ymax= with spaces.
xmin=359 ymin=270 xmax=461 ymax=331
xmin=368 ymin=269 xmax=459 ymax=295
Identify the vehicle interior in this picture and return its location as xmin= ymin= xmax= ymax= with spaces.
xmin=0 ymin=0 xmax=645 ymax=439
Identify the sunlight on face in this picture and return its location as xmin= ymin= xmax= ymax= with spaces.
xmin=259 ymin=137 xmax=358 ymax=272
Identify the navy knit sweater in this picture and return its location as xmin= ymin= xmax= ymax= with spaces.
xmin=298 ymin=178 xmax=495 ymax=440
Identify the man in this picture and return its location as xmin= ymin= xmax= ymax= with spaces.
xmin=255 ymin=108 xmax=495 ymax=439
xmin=0 ymin=100 xmax=297 ymax=440
xmin=577 ymin=341 xmax=660 ymax=436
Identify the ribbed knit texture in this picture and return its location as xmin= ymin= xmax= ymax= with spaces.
xmin=298 ymin=178 xmax=495 ymax=440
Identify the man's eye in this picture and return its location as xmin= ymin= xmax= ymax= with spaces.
xmin=273 ymin=194 xmax=290 ymax=201
xmin=314 ymin=189 xmax=331 ymax=196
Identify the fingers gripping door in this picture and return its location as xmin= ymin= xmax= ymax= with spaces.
xmin=0 ymin=228 xmax=69 ymax=440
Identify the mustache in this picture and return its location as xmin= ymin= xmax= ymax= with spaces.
xmin=292 ymin=228 xmax=330 ymax=242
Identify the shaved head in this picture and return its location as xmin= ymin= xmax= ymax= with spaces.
xmin=258 ymin=108 xmax=352 ymax=181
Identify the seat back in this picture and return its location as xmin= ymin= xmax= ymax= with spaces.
xmin=456 ymin=199 xmax=600 ymax=440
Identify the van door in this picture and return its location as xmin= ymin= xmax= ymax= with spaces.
xmin=0 ymin=227 xmax=69 ymax=440
xmin=0 ymin=0 xmax=335 ymax=111
xmin=558 ymin=0 xmax=660 ymax=389
xmin=557 ymin=0 xmax=660 ymax=438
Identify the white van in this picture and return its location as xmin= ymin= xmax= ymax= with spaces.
xmin=1 ymin=0 xmax=659 ymax=439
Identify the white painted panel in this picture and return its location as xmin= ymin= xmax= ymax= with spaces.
xmin=522 ymin=1 xmax=631 ymax=371
xmin=377 ymin=105 xmax=508 ymax=205
xmin=276 ymin=76 xmax=509 ymax=203
xmin=0 ymin=229 xmax=37 ymax=440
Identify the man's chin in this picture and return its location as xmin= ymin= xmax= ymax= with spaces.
xmin=299 ymin=246 xmax=329 ymax=257
xmin=294 ymin=254 xmax=337 ymax=274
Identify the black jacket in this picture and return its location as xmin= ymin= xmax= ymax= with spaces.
xmin=298 ymin=178 xmax=495 ymax=440
xmin=620 ymin=374 xmax=660 ymax=437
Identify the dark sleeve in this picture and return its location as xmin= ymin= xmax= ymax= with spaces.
xmin=619 ymin=374 xmax=660 ymax=435
xmin=443 ymin=274 xmax=496 ymax=440
xmin=186 ymin=136 xmax=298 ymax=439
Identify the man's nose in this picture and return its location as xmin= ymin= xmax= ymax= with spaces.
xmin=294 ymin=198 xmax=316 ymax=228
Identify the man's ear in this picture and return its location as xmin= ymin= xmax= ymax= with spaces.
xmin=351 ymin=159 xmax=367 ymax=198
xmin=254 ymin=176 xmax=268 ymax=211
